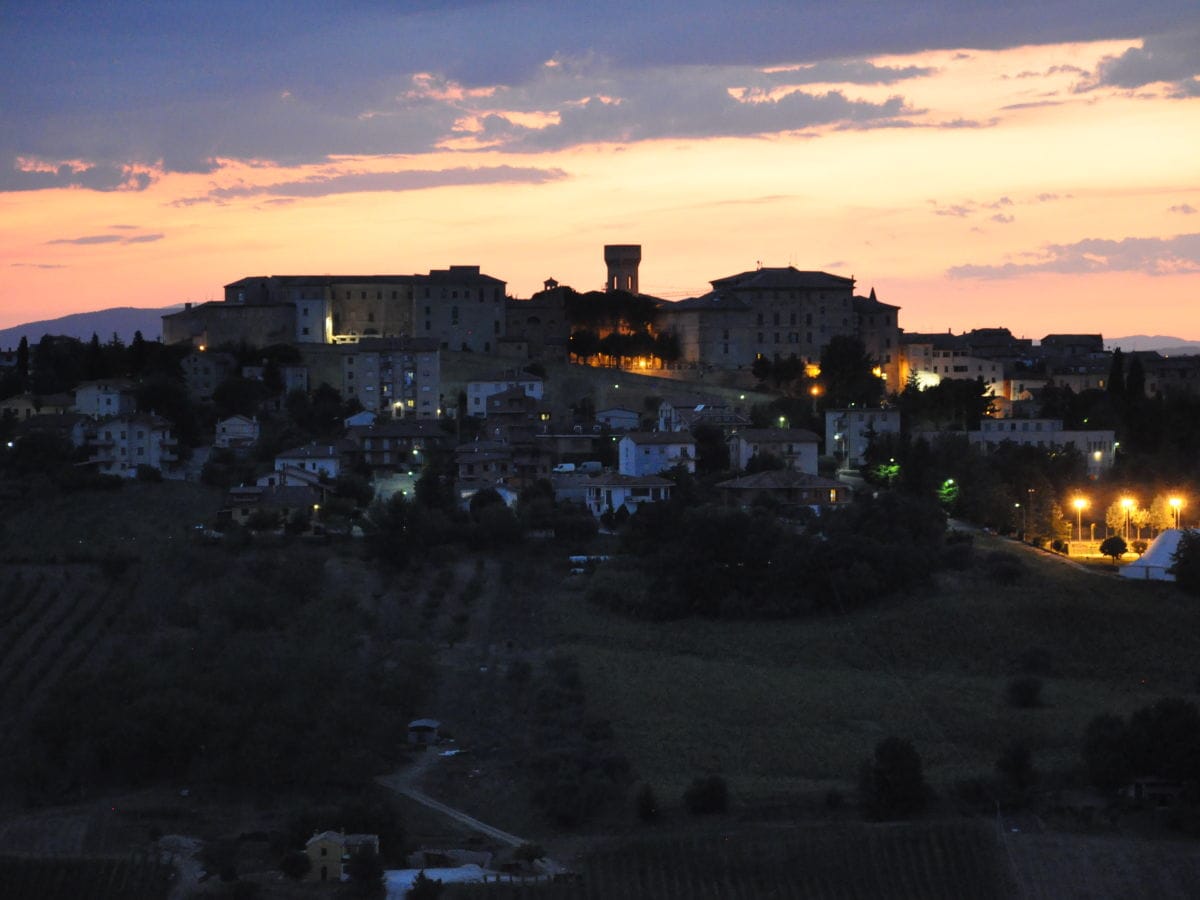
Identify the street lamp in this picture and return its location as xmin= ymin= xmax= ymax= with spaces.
xmin=1170 ymin=496 xmax=1184 ymax=530
xmin=1120 ymin=496 xmax=1134 ymax=541
xmin=1072 ymin=497 xmax=1088 ymax=542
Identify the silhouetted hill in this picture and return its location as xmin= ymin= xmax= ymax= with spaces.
xmin=0 ymin=306 xmax=181 ymax=349
xmin=1109 ymin=335 xmax=1200 ymax=354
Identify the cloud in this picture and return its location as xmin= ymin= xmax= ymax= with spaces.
xmin=948 ymin=232 xmax=1200 ymax=278
xmin=3 ymin=2 xmax=1199 ymax=191
xmin=930 ymin=196 xmax=1020 ymax=219
xmin=47 ymin=232 xmax=163 ymax=245
xmin=180 ymin=165 xmax=567 ymax=203
xmin=1083 ymin=28 xmax=1200 ymax=96
xmin=991 ymin=213 xmax=1015 ymax=224
xmin=10 ymin=262 xmax=67 ymax=269
xmin=934 ymin=205 xmax=972 ymax=218
xmin=1170 ymin=203 xmax=1197 ymax=214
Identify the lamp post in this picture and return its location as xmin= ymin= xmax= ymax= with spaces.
xmin=1170 ymin=496 xmax=1184 ymax=530
xmin=1072 ymin=497 xmax=1088 ymax=542
xmin=1120 ymin=497 xmax=1134 ymax=541
xmin=1014 ymin=502 xmax=1024 ymax=538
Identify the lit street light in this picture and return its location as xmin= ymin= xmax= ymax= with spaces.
xmin=1072 ymin=497 xmax=1088 ymax=542
xmin=1170 ymin=496 xmax=1184 ymax=530
xmin=1120 ymin=496 xmax=1134 ymax=541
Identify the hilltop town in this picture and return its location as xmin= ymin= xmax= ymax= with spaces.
xmin=4 ymin=246 xmax=1200 ymax=898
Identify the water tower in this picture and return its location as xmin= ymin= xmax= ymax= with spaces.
xmin=604 ymin=244 xmax=641 ymax=294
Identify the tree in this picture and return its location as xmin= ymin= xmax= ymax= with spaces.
xmin=819 ymin=335 xmax=884 ymax=408
xmin=996 ymin=741 xmax=1036 ymax=790
xmin=1148 ymin=494 xmax=1176 ymax=534
xmin=1171 ymin=530 xmax=1200 ymax=596
xmin=1126 ymin=355 xmax=1146 ymax=402
xmin=1099 ymin=535 xmax=1127 ymax=564
xmin=1105 ymin=499 xmax=1136 ymax=539
xmin=16 ymin=335 xmax=29 ymax=385
xmin=407 ymin=870 xmax=443 ymax=899
xmin=859 ymin=736 xmax=928 ymax=820
xmin=1107 ymin=348 xmax=1125 ymax=396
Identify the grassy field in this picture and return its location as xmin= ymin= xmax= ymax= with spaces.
xmin=451 ymin=821 xmax=1011 ymax=899
xmin=548 ymin=535 xmax=1200 ymax=803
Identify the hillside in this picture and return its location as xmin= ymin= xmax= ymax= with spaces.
xmin=0 ymin=305 xmax=181 ymax=349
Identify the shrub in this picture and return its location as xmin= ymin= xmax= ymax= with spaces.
xmin=1132 ymin=539 xmax=1148 ymax=556
xmin=135 ymin=464 xmax=163 ymax=482
xmin=683 ymin=775 xmax=729 ymax=815
xmin=1006 ymin=676 xmax=1044 ymax=709
xmin=859 ymin=736 xmax=928 ymax=821
xmin=1099 ymin=535 xmax=1127 ymax=564
xmin=941 ymin=541 xmax=973 ymax=570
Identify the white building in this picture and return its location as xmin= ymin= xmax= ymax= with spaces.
xmin=824 ymin=408 xmax=901 ymax=467
xmin=969 ymin=418 xmax=1116 ymax=476
xmin=74 ymin=379 xmax=137 ymax=419
xmin=585 ymin=473 xmax=673 ymax=517
xmin=215 ymin=414 xmax=260 ymax=450
xmin=618 ymin=432 xmax=696 ymax=476
xmin=342 ymin=338 xmax=440 ymax=420
xmin=274 ymin=442 xmax=346 ymax=479
xmin=87 ymin=414 xmax=179 ymax=477
xmin=466 ymin=371 xmax=544 ymax=417
xmin=727 ymin=428 xmax=820 ymax=475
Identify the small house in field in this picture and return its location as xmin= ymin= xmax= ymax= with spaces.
xmin=305 ymin=830 xmax=380 ymax=882
xmin=408 ymin=718 xmax=442 ymax=745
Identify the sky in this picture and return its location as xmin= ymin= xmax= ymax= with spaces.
xmin=1 ymin=1 xmax=1198 ymax=341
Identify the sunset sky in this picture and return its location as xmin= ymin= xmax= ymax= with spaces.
xmin=1 ymin=1 xmax=1198 ymax=341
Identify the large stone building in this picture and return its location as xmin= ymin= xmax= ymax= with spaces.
xmin=164 ymin=266 xmax=505 ymax=353
xmin=658 ymin=267 xmax=858 ymax=369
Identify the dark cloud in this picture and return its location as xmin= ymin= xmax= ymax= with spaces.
xmin=3 ymin=2 xmax=1198 ymax=191
xmin=46 ymin=232 xmax=162 ymax=245
xmin=10 ymin=263 xmax=67 ymax=269
xmin=179 ymin=166 xmax=567 ymax=203
xmin=991 ymin=213 xmax=1015 ymax=224
xmin=948 ymin=232 xmax=1200 ymax=278
xmin=1170 ymin=203 xmax=1197 ymax=214
xmin=1083 ymin=28 xmax=1200 ymax=96
xmin=47 ymin=234 xmax=124 ymax=245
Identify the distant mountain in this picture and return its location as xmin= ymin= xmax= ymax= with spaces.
xmin=1107 ymin=334 xmax=1200 ymax=355
xmin=0 ymin=305 xmax=182 ymax=349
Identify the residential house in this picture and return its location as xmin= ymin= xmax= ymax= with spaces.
xmin=345 ymin=419 xmax=449 ymax=475
xmin=657 ymin=397 xmax=749 ymax=433
xmin=727 ymin=428 xmax=820 ymax=474
xmin=0 ymin=392 xmax=74 ymax=420
xmin=824 ymin=408 xmax=901 ymax=467
xmin=341 ymin=337 xmax=440 ymax=419
xmin=466 ymin=371 xmax=544 ymax=417
xmin=305 ymin=831 xmax=380 ymax=883
xmin=180 ymin=349 xmax=236 ymax=402
xmin=214 ymin=415 xmax=260 ymax=451
xmin=585 ymin=473 xmax=673 ymax=517
xmin=87 ymin=413 xmax=179 ymax=477
xmin=274 ymin=442 xmax=347 ymax=480
xmin=595 ymin=406 xmax=640 ymax=432
xmin=716 ymin=469 xmax=851 ymax=511
xmin=455 ymin=440 xmax=513 ymax=487
xmin=223 ymin=483 xmax=321 ymax=528
xmin=618 ymin=432 xmax=696 ymax=476
xmin=74 ymin=379 xmax=138 ymax=419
